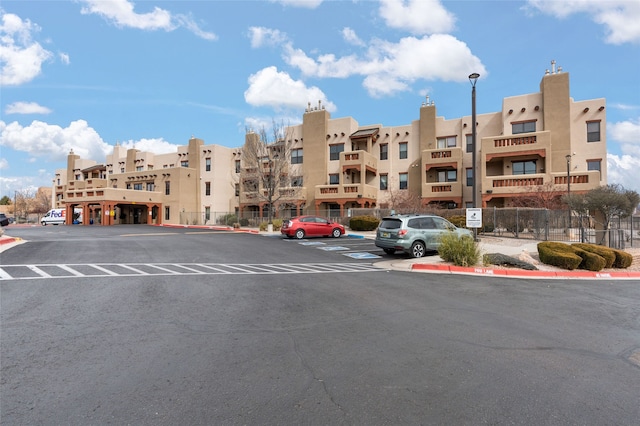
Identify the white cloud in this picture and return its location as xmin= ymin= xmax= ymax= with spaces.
xmin=607 ymin=154 xmax=640 ymax=192
xmin=0 ymin=12 xmax=53 ymax=86
xmin=379 ymin=0 xmax=456 ymax=35
xmin=526 ymin=0 xmax=640 ymax=44
xmin=119 ymin=138 xmax=179 ymax=154
xmin=342 ymin=27 xmax=365 ymax=47
xmin=244 ymin=66 xmax=336 ymax=112
xmin=79 ymin=0 xmax=216 ymax=40
xmin=283 ymin=34 xmax=486 ymax=98
xmin=0 ymin=157 xmax=8 ymax=170
xmin=0 ymin=119 xmax=111 ymax=162
xmin=248 ymin=27 xmax=288 ymax=48
xmin=5 ymin=102 xmax=52 ymax=115
xmin=58 ymin=52 xmax=70 ymax=64
xmin=608 ymin=118 xmax=640 ymax=144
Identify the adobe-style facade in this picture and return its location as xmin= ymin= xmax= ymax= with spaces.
xmin=53 ymin=64 xmax=606 ymax=225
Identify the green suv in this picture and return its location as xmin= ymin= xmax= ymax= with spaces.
xmin=375 ymin=214 xmax=473 ymax=258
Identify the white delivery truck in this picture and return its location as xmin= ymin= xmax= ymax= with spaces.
xmin=41 ymin=208 xmax=83 ymax=226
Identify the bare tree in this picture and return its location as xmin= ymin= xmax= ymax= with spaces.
xmin=381 ymin=176 xmax=423 ymax=213
xmin=241 ymin=120 xmax=301 ymax=224
xmin=33 ymin=188 xmax=52 ymax=215
xmin=14 ymin=189 xmax=35 ymax=221
xmin=567 ymin=184 xmax=639 ymax=229
xmin=509 ymin=182 xmax=565 ymax=209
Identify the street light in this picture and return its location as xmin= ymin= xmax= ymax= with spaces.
xmin=469 ymin=73 xmax=480 ymax=241
xmin=565 ymin=154 xmax=572 ymax=229
xmin=469 ymin=73 xmax=480 ymax=210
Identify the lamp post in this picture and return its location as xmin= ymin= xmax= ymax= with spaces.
xmin=565 ymin=154 xmax=572 ymax=229
xmin=469 ymin=73 xmax=480 ymax=209
xmin=469 ymin=73 xmax=480 ymax=240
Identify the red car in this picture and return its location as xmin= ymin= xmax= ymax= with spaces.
xmin=281 ymin=216 xmax=345 ymax=239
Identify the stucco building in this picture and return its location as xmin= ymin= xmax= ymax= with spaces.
xmin=53 ymin=63 xmax=606 ymax=225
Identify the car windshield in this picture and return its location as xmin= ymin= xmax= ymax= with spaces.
xmin=380 ymin=219 xmax=402 ymax=229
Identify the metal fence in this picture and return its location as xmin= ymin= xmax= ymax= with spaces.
xmin=183 ymin=207 xmax=638 ymax=249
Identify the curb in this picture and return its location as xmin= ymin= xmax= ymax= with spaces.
xmin=411 ymin=263 xmax=640 ymax=280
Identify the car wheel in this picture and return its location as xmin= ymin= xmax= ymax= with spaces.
xmin=383 ymin=248 xmax=396 ymax=255
xmin=410 ymin=241 xmax=426 ymax=258
xmin=295 ymin=229 xmax=305 ymax=239
xmin=41 ymin=222 xmax=47 ymax=226
xmin=331 ymin=228 xmax=342 ymax=238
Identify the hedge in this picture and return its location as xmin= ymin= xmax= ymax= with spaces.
xmin=537 ymin=242 xmax=582 ymax=270
xmin=572 ymin=243 xmax=616 ymax=268
xmin=349 ymin=215 xmax=380 ymax=231
xmin=538 ymin=241 xmax=633 ymax=271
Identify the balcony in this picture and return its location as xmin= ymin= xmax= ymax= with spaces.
xmin=551 ymin=170 xmax=601 ymax=192
xmin=340 ymin=150 xmax=377 ymax=175
xmin=315 ymin=183 xmax=377 ymax=201
xmin=278 ymin=187 xmax=307 ymax=201
xmin=422 ymin=147 xmax=462 ymax=170
xmin=483 ymin=131 xmax=551 ymax=162
xmin=422 ymin=181 xmax=462 ymax=197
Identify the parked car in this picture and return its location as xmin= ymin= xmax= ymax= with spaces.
xmin=0 ymin=213 xmax=9 ymax=227
xmin=281 ymin=216 xmax=345 ymax=239
xmin=375 ymin=214 xmax=473 ymax=258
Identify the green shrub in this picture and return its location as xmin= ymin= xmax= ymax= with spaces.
xmin=271 ymin=218 xmax=283 ymax=231
xmin=239 ymin=218 xmax=249 ymax=226
xmin=611 ymin=249 xmax=633 ymax=268
xmin=349 ymin=215 xmax=380 ymax=231
xmin=537 ymin=242 xmax=582 ymax=270
xmin=572 ymin=243 xmax=616 ymax=268
xmin=219 ymin=213 xmax=238 ymax=226
xmin=438 ymin=233 xmax=480 ymax=267
xmin=572 ymin=247 xmax=606 ymax=272
xmin=259 ymin=222 xmax=268 ymax=231
xmin=447 ymin=215 xmax=467 ymax=228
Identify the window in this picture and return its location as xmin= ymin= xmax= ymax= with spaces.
xmin=136 ymin=166 xmax=143 ymax=172
xmin=380 ymin=144 xmax=388 ymax=160
xmin=181 ymin=160 xmax=189 ymax=167
xmin=587 ymin=121 xmax=601 ymax=142
xmin=235 ymin=183 xmax=240 ymax=196
xmin=164 ymin=207 xmax=170 ymax=221
xmin=146 ymin=183 xmax=154 ymax=191
xmin=330 ymin=144 xmax=344 ymax=161
xmin=165 ymin=181 xmax=170 ymax=195
xmin=148 ymin=165 xmax=153 ymax=170
xmin=587 ymin=159 xmax=602 ymax=177
xmin=291 ymin=148 xmax=303 ymax=164
xmin=512 ymin=121 xmax=536 ymax=134
xmin=329 ymin=174 xmax=339 ymax=185
xmin=512 ymin=160 xmax=537 ymax=175
xmin=466 ymin=135 xmax=473 ymax=153
xmin=437 ymin=170 xmax=457 ymax=182
xmin=235 ymin=160 xmax=241 ymax=173
xmin=380 ymin=174 xmax=388 ymax=190
xmin=205 ymin=182 xmax=211 ymax=196
xmin=120 ymin=168 xmax=125 ymax=173
xmin=437 ymin=136 xmax=456 ymax=149
xmin=291 ymin=176 xmax=303 ymax=187
xmin=466 ymin=168 xmax=473 ymax=186
xmin=126 ymin=183 xmax=131 ymax=189
xmin=206 ymin=158 xmax=211 ymax=172
xmin=399 ymin=142 xmax=408 ymax=159
xmin=205 ymin=207 xmax=210 ymax=222
xmin=399 ymin=173 xmax=408 ymax=189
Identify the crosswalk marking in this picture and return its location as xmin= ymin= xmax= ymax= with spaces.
xmin=0 ymin=262 xmax=384 ymax=281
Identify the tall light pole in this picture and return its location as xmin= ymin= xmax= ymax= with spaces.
xmin=565 ymin=154 xmax=571 ymax=229
xmin=469 ymin=73 xmax=480 ymax=241
xmin=469 ymin=73 xmax=480 ymax=209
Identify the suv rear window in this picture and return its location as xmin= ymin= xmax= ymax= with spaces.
xmin=379 ymin=219 xmax=402 ymax=229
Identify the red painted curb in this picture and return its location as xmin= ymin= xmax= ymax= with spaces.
xmin=0 ymin=237 xmax=19 ymax=246
xmin=411 ymin=263 xmax=640 ymax=279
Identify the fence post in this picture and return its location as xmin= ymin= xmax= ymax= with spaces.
xmin=516 ymin=208 xmax=520 ymax=239
xmin=544 ymin=209 xmax=549 ymax=241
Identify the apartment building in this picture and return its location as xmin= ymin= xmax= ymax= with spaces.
xmin=54 ymin=64 xmax=606 ymax=226
xmin=53 ymin=137 xmax=239 ymax=226
xmin=238 ymin=64 xmax=606 ymax=218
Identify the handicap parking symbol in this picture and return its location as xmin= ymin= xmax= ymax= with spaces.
xmin=344 ymin=252 xmax=381 ymax=259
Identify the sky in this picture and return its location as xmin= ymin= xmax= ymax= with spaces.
xmin=1 ymin=0 xmax=639 ymax=200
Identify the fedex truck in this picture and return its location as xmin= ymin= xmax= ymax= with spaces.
xmin=41 ymin=208 xmax=83 ymax=226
